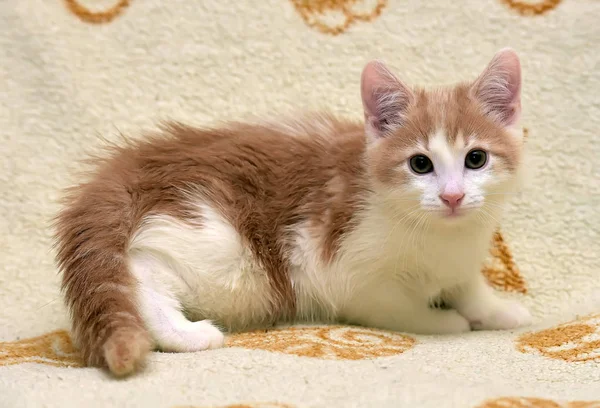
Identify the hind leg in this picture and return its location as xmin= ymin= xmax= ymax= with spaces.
xmin=131 ymin=255 xmax=224 ymax=352
xmin=137 ymin=284 xmax=224 ymax=352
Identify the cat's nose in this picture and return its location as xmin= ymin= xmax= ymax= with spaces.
xmin=439 ymin=192 xmax=465 ymax=210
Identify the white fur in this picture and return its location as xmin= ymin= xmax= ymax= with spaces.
xmin=126 ymin=128 xmax=530 ymax=352
xmin=128 ymin=205 xmax=273 ymax=352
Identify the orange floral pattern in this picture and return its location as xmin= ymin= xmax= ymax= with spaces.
xmin=1 ymin=325 xmax=414 ymax=368
xmin=227 ymin=325 xmax=415 ymax=360
xmin=64 ymin=0 xmax=131 ymax=24
xmin=0 ymin=330 xmax=83 ymax=368
xmin=483 ymin=231 xmax=527 ymax=294
xmin=289 ymin=0 xmax=387 ymax=35
xmin=517 ymin=314 xmax=600 ymax=362
xmin=176 ymin=404 xmax=295 ymax=408
xmin=477 ymin=397 xmax=600 ymax=408
xmin=500 ymin=0 xmax=562 ymax=16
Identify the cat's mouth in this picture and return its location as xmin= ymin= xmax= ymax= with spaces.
xmin=445 ymin=209 xmax=464 ymax=217
xmin=428 ymin=207 xmax=473 ymax=219
xmin=440 ymin=209 xmax=467 ymax=220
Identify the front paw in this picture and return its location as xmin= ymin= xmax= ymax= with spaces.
xmin=470 ymin=300 xmax=532 ymax=331
xmin=442 ymin=310 xmax=472 ymax=334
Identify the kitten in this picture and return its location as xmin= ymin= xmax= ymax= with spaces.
xmin=54 ymin=48 xmax=531 ymax=376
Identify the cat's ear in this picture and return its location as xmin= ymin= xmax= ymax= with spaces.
xmin=471 ymin=48 xmax=522 ymax=127
xmin=361 ymin=60 xmax=415 ymax=140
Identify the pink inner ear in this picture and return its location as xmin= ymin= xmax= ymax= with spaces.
xmin=472 ymin=48 xmax=522 ymax=126
xmin=361 ymin=61 xmax=387 ymax=119
xmin=360 ymin=60 xmax=414 ymax=138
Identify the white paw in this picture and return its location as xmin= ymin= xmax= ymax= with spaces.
xmin=184 ymin=320 xmax=225 ymax=350
xmin=439 ymin=310 xmax=472 ymax=334
xmin=470 ymin=300 xmax=532 ymax=331
xmin=413 ymin=309 xmax=471 ymax=335
xmin=158 ymin=320 xmax=225 ymax=352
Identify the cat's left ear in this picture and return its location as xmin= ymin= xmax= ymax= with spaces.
xmin=361 ymin=60 xmax=415 ymax=140
xmin=471 ymin=48 xmax=522 ymax=127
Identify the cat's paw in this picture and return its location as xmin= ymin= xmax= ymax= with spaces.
xmin=412 ymin=309 xmax=471 ymax=335
xmin=184 ymin=320 xmax=225 ymax=350
xmin=439 ymin=310 xmax=472 ymax=334
xmin=158 ymin=320 xmax=225 ymax=352
xmin=469 ymin=300 xmax=532 ymax=331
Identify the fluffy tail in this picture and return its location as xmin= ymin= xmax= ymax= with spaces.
xmin=54 ymin=173 xmax=152 ymax=376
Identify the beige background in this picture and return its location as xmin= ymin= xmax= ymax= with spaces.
xmin=0 ymin=1 xmax=599 ymax=407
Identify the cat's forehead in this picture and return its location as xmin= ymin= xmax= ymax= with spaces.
xmin=423 ymin=128 xmax=470 ymax=162
xmin=400 ymin=86 xmax=506 ymax=149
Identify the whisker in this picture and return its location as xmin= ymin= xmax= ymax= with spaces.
xmin=413 ymin=212 xmax=430 ymax=274
xmin=475 ymin=213 xmax=493 ymax=228
xmin=475 ymin=211 xmax=494 ymax=229
xmin=482 ymin=202 xmax=509 ymax=212
xmin=479 ymin=207 xmax=502 ymax=228
xmin=392 ymin=209 xmax=422 ymax=276
xmin=382 ymin=204 xmax=421 ymax=246
xmin=402 ymin=211 xmax=427 ymax=274
xmin=482 ymin=192 xmax=524 ymax=196
xmin=36 ymin=298 xmax=60 ymax=311
xmin=391 ymin=198 xmax=424 ymax=202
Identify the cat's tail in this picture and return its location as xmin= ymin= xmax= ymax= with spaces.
xmin=53 ymin=175 xmax=152 ymax=376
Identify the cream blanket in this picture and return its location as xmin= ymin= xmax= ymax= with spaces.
xmin=1 ymin=1 xmax=599 ymax=407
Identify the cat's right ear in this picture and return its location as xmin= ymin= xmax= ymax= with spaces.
xmin=470 ymin=48 xmax=522 ymax=127
xmin=361 ymin=60 xmax=414 ymax=140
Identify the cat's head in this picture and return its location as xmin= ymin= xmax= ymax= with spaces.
xmin=361 ymin=48 xmax=524 ymax=223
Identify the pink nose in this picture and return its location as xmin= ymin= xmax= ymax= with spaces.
xmin=440 ymin=192 xmax=465 ymax=210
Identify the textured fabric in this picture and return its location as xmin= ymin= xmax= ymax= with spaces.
xmin=0 ymin=1 xmax=599 ymax=407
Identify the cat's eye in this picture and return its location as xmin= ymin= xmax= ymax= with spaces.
xmin=409 ymin=155 xmax=434 ymax=174
xmin=465 ymin=150 xmax=487 ymax=170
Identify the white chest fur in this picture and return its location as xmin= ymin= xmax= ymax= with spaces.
xmin=288 ymin=202 xmax=498 ymax=328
